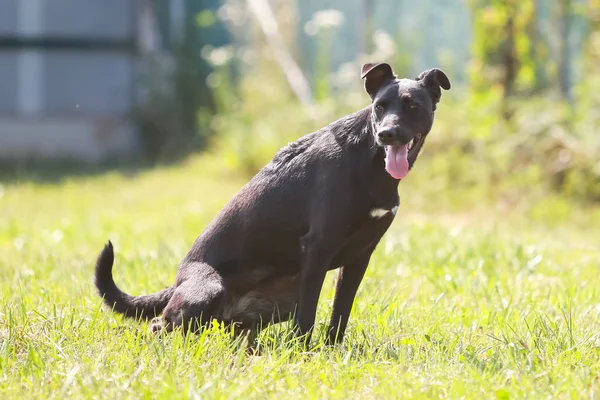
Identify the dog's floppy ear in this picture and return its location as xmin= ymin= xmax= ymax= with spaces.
xmin=415 ymin=68 xmax=451 ymax=106
xmin=361 ymin=62 xmax=396 ymax=99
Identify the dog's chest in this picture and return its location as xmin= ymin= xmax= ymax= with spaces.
xmin=347 ymin=188 xmax=399 ymax=225
xmin=360 ymin=156 xmax=400 ymax=220
xmin=368 ymin=204 xmax=399 ymax=219
xmin=332 ymin=183 xmax=398 ymax=262
xmin=364 ymin=179 xmax=400 ymax=221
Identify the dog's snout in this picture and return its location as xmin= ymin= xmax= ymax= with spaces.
xmin=377 ymin=130 xmax=395 ymax=142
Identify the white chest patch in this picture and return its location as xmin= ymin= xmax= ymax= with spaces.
xmin=369 ymin=206 xmax=399 ymax=218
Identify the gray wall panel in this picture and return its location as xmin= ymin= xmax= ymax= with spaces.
xmin=44 ymin=51 xmax=134 ymax=116
xmin=44 ymin=0 xmax=134 ymax=39
xmin=0 ymin=52 xmax=18 ymax=114
xmin=0 ymin=1 xmax=18 ymax=36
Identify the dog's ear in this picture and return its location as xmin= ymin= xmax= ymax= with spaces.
xmin=361 ymin=62 xmax=396 ymax=99
xmin=415 ymin=68 xmax=451 ymax=105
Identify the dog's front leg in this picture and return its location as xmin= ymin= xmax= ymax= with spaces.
xmin=294 ymin=233 xmax=335 ymax=348
xmin=325 ymin=250 xmax=373 ymax=345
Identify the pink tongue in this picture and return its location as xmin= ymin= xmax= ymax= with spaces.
xmin=385 ymin=145 xmax=409 ymax=179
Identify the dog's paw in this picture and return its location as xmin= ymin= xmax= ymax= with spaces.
xmin=149 ymin=317 xmax=166 ymax=335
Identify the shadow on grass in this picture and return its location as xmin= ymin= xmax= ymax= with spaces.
xmin=0 ymin=153 xmax=194 ymax=186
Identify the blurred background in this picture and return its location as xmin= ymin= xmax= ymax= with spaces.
xmin=0 ymin=0 xmax=599 ymax=208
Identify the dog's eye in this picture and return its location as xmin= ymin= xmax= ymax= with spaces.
xmin=375 ymin=104 xmax=385 ymax=114
xmin=403 ymin=101 xmax=418 ymax=113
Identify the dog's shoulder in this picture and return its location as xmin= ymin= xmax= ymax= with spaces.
xmin=267 ymin=107 xmax=372 ymax=170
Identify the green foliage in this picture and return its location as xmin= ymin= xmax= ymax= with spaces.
xmin=134 ymin=46 xmax=206 ymax=164
xmin=134 ymin=1 xmax=232 ymax=164
xmin=468 ymin=0 xmax=549 ymax=96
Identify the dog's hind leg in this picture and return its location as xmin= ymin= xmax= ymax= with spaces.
xmin=154 ymin=270 xmax=225 ymax=333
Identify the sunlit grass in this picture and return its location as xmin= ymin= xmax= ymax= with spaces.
xmin=1 ymin=154 xmax=599 ymax=399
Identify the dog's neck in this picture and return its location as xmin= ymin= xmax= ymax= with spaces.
xmin=337 ymin=106 xmax=378 ymax=147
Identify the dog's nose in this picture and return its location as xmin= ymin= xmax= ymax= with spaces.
xmin=377 ymin=130 xmax=395 ymax=142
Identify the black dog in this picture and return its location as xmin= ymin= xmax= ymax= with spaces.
xmin=95 ymin=62 xmax=450 ymax=346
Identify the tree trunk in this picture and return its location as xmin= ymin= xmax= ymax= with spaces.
xmin=585 ymin=0 xmax=600 ymax=73
xmin=529 ymin=0 xmax=549 ymax=93
xmin=558 ymin=0 xmax=573 ymax=105
xmin=248 ymin=0 xmax=313 ymax=106
xmin=502 ymin=3 xmax=518 ymax=121
xmin=503 ymin=14 xmax=517 ymax=99
xmin=361 ymin=0 xmax=375 ymax=55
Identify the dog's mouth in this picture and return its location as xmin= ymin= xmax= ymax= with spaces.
xmin=383 ymin=133 xmax=422 ymax=180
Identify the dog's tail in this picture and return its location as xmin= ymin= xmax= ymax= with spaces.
xmin=94 ymin=241 xmax=175 ymax=319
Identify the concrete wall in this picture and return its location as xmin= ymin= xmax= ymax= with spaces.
xmin=0 ymin=0 xmax=138 ymax=162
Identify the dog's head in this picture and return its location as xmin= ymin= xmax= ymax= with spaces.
xmin=361 ymin=62 xmax=451 ymax=180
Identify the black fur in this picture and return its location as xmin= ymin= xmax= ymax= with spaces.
xmin=94 ymin=63 xmax=450 ymax=346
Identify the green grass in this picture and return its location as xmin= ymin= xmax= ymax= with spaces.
xmin=1 ymin=154 xmax=600 ymax=399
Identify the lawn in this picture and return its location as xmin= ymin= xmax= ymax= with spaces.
xmin=1 ymin=154 xmax=599 ymax=399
